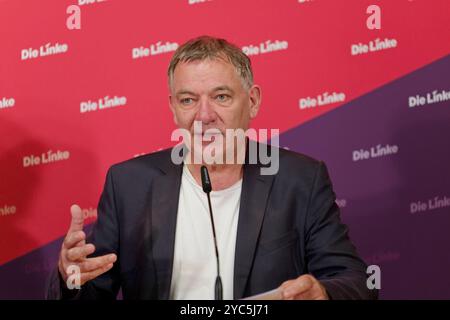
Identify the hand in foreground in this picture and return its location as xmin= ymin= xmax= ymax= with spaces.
xmin=58 ymin=204 xmax=117 ymax=288
xmin=279 ymin=274 xmax=329 ymax=300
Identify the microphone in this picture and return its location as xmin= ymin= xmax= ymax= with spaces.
xmin=200 ymin=165 xmax=223 ymax=300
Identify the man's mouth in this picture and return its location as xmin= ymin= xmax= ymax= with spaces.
xmin=192 ymin=129 xmax=223 ymax=146
xmin=194 ymin=129 xmax=222 ymax=138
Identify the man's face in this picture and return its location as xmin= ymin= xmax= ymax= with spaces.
xmin=169 ymin=58 xmax=261 ymax=162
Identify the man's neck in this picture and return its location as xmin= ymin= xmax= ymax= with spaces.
xmin=186 ymin=162 xmax=243 ymax=191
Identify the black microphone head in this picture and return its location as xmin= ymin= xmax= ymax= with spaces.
xmin=200 ymin=165 xmax=212 ymax=193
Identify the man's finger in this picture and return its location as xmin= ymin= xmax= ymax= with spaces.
xmin=63 ymin=230 xmax=86 ymax=249
xmin=80 ymin=263 xmax=114 ymax=284
xmin=294 ymin=284 xmax=328 ymax=300
xmin=68 ymin=204 xmax=85 ymax=233
xmin=292 ymin=288 xmax=317 ymax=300
xmin=279 ymin=279 xmax=295 ymax=291
xmin=79 ymin=254 xmax=117 ymax=273
xmin=66 ymin=243 xmax=96 ymax=262
xmin=282 ymin=275 xmax=314 ymax=299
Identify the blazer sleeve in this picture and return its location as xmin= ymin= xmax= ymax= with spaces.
xmin=304 ymin=161 xmax=378 ymax=300
xmin=45 ymin=166 xmax=121 ymax=300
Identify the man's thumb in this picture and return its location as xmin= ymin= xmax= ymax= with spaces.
xmin=69 ymin=204 xmax=85 ymax=232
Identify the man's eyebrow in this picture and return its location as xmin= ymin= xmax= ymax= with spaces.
xmin=175 ymin=90 xmax=197 ymax=96
xmin=175 ymin=86 xmax=235 ymax=96
xmin=212 ymin=86 xmax=234 ymax=93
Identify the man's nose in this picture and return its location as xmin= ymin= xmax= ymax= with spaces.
xmin=195 ymin=97 xmax=217 ymax=125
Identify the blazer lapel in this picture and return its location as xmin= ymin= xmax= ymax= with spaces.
xmin=150 ymin=150 xmax=183 ymax=300
xmin=233 ymin=157 xmax=275 ymax=299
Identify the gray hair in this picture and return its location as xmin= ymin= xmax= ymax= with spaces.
xmin=168 ymin=35 xmax=254 ymax=90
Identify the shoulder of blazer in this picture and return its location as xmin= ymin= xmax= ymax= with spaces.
xmin=258 ymin=146 xmax=327 ymax=195
xmin=107 ymin=146 xmax=182 ymax=178
xmin=277 ymin=146 xmax=322 ymax=176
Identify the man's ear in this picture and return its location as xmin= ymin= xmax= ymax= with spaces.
xmin=248 ymin=85 xmax=262 ymax=119
xmin=168 ymin=95 xmax=178 ymax=125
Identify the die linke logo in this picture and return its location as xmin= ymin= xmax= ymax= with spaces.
xmin=81 ymin=207 xmax=97 ymax=220
xmin=132 ymin=41 xmax=179 ymax=59
xmin=80 ymin=95 xmax=127 ymax=113
xmin=23 ymin=150 xmax=70 ymax=168
xmin=410 ymin=195 xmax=450 ymax=214
xmin=242 ymin=40 xmax=288 ymax=56
xmin=408 ymin=89 xmax=450 ymax=108
xmin=78 ymin=0 xmax=107 ymax=5
xmin=0 ymin=97 xmax=15 ymax=110
xmin=351 ymin=37 xmax=398 ymax=56
xmin=352 ymin=144 xmax=399 ymax=162
xmin=0 ymin=205 xmax=16 ymax=217
xmin=188 ymin=0 xmax=212 ymax=4
xmin=299 ymin=91 xmax=346 ymax=110
xmin=21 ymin=42 xmax=69 ymax=61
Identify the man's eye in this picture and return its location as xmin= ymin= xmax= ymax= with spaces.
xmin=216 ymin=94 xmax=229 ymax=102
xmin=180 ymin=98 xmax=193 ymax=105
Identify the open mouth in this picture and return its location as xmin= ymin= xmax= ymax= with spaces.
xmin=194 ymin=129 xmax=223 ymax=142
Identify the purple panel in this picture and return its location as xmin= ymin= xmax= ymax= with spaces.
xmin=279 ymin=55 xmax=450 ymax=299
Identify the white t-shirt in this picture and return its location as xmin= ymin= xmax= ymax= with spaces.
xmin=169 ymin=165 xmax=242 ymax=300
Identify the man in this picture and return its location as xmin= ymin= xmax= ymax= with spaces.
xmin=47 ymin=36 xmax=377 ymax=300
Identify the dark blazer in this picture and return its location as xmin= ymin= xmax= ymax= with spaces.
xmin=46 ymin=143 xmax=377 ymax=300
